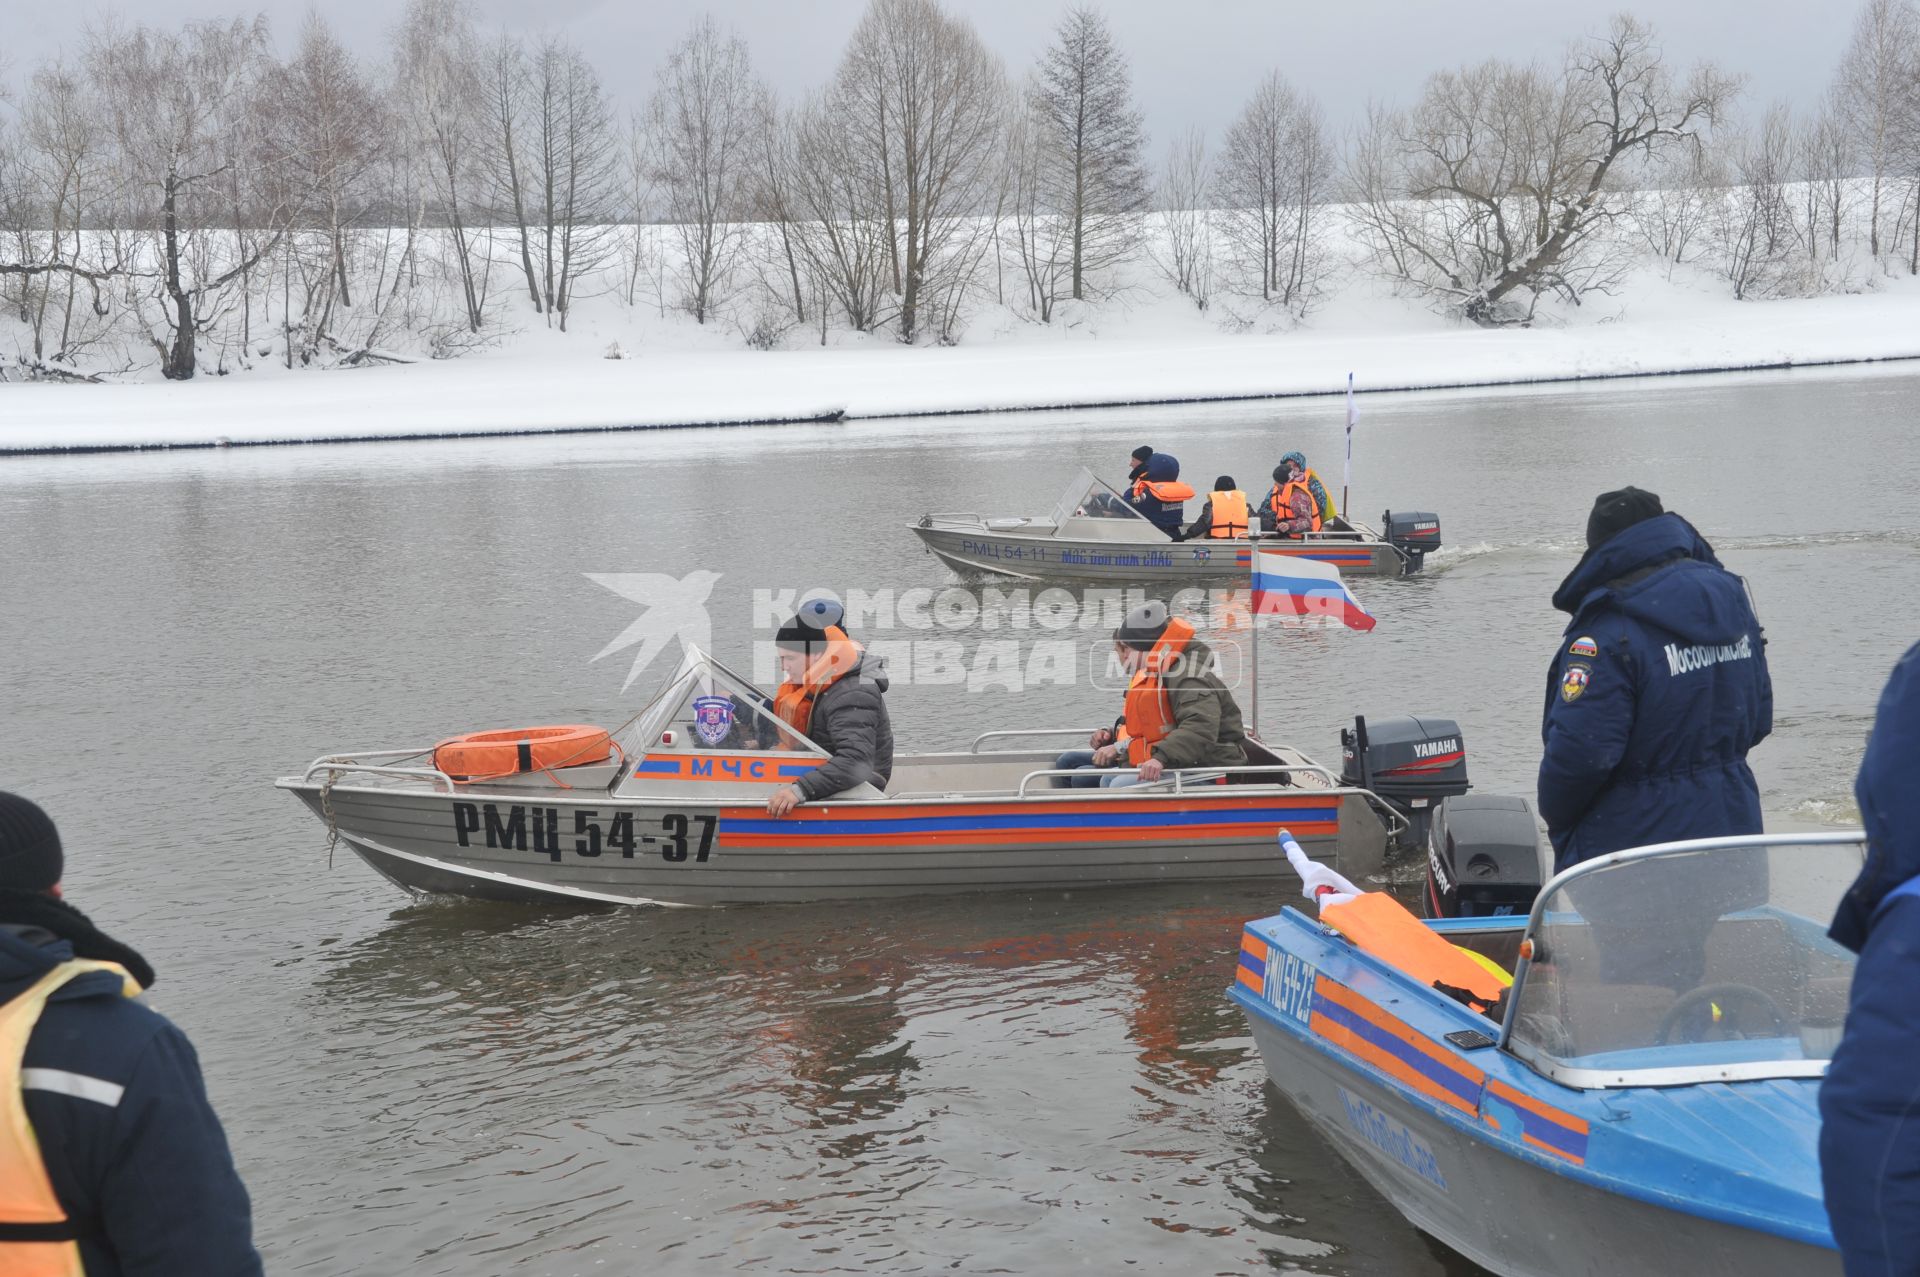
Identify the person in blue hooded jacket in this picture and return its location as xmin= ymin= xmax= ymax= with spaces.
xmin=1127 ymin=451 xmax=1194 ymax=539
xmin=1538 ymin=487 xmax=1773 ymax=875
xmin=0 ymin=792 xmax=261 ymax=1277
xmin=1820 ymin=640 xmax=1920 ymax=1276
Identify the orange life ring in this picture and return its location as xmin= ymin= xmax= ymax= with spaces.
xmin=433 ymin=725 xmax=613 ymax=781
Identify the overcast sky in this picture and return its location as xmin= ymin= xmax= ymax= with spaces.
xmin=9 ymin=0 xmax=1859 ymax=143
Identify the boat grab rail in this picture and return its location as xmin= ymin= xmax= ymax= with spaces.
xmin=301 ymin=752 xmax=458 ymax=794
xmin=918 ymin=511 xmax=989 ymax=528
xmin=969 ymin=728 xmax=1104 ymax=752
xmin=1013 ymin=763 xmax=1346 ymax=797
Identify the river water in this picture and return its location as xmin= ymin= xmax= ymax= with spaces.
xmin=2 ymin=366 xmax=1916 ymax=1274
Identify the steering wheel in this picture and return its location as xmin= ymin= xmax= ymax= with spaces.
xmin=1654 ymin=983 xmax=1790 ymax=1045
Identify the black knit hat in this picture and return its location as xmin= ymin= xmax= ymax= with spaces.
xmin=1272 ymin=461 xmax=1295 ymax=483
xmin=1113 ymin=600 xmax=1172 ymax=650
xmin=0 ymin=793 xmax=63 ymax=892
xmin=1131 ymin=445 xmax=1154 ymax=463
xmin=1214 ymin=475 xmax=1236 ymax=491
xmin=1586 ymin=486 xmax=1664 ymax=550
xmin=774 ymin=596 xmax=845 ymax=651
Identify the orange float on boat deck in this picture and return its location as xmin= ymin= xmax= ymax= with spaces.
xmin=433 ymin=725 xmax=613 ymax=780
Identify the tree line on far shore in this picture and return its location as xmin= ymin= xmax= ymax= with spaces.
xmin=2 ymin=0 xmax=1918 ymax=380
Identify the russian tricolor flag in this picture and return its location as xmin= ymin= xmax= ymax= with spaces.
xmin=1251 ymin=549 xmax=1377 ymax=632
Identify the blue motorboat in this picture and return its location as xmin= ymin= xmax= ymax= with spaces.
xmin=1229 ymin=831 xmax=1863 ymax=1277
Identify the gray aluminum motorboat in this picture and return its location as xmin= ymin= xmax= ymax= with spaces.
xmin=274 ymin=646 xmax=1456 ymax=907
xmin=910 ymin=468 xmax=1441 ymax=582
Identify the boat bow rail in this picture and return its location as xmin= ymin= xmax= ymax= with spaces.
xmin=296 ymin=750 xmax=458 ymax=794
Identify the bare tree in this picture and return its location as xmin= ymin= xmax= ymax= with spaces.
xmin=836 ymin=0 xmax=1008 ymax=342
xmin=269 ymin=15 xmax=383 ymax=314
xmin=1832 ymin=0 xmax=1918 ymax=257
xmin=1626 ymin=139 xmax=1719 ymax=270
xmin=646 ymin=17 xmax=758 ymax=325
xmin=1800 ymin=105 xmax=1856 ymax=264
xmin=1713 ymin=103 xmax=1801 ymax=299
xmin=521 ymin=37 xmax=619 ymax=330
xmin=1150 ymin=127 xmax=1213 ymax=308
xmin=4 ymin=62 xmax=122 ymax=363
xmin=1004 ymin=89 xmax=1071 ymax=321
xmin=87 ymin=17 xmax=288 ymax=379
xmin=1350 ymin=16 xmax=1736 ymax=325
xmin=1214 ymin=71 xmax=1331 ymax=313
xmin=787 ymin=86 xmax=892 ymax=332
xmin=393 ymin=0 xmax=490 ymax=333
xmin=484 ymin=34 xmax=543 ymax=311
xmin=1031 ymin=4 xmax=1147 ymax=303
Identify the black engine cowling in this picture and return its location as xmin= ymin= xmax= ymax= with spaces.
xmin=1384 ymin=510 xmax=1442 ymax=573
xmin=1425 ymin=794 xmax=1545 ymax=919
xmin=1340 ymin=714 xmax=1470 ymax=853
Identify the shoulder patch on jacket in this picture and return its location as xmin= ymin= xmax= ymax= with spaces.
xmin=1560 ymin=662 xmax=1592 ymax=703
xmin=1568 ymin=636 xmax=1599 ymax=657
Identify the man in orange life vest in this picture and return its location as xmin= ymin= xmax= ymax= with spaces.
xmin=1182 ymin=476 xmax=1251 ymax=541
xmin=0 ymin=791 xmax=261 ymax=1277
xmin=1082 ymin=602 xmax=1249 ymax=787
xmin=766 ymin=609 xmax=895 ymax=816
xmin=1128 ymin=452 xmax=1196 ymax=539
xmin=1265 ymin=459 xmax=1320 ymax=538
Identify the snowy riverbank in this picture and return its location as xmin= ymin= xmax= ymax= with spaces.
xmin=5 ymin=267 xmax=1920 ymax=454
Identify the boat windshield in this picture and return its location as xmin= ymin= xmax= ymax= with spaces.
xmin=1050 ymin=467 xmax=1151 ymax=528
xmin=1502 ymin=833 xmax=1865 ymax=1088
xmin=627 ymin=647 xmax=823 ymax=756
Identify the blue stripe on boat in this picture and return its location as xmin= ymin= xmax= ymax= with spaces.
xmin=1311 ymin=989 xmax=1483 ymax=1109
xmin=723 ymin=805 xmax=1339 ymax=838
xmin=1239 ymin=950 xmax=1268 ymax=980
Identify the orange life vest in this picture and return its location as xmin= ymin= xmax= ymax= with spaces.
xmin=0 ymin=959 xmax=142 ymax=1277
xmin=1131 ymin=477 xmax=1197 ymax=504
xmin=1118 ymin=618 xmax=1196 ymax=765
xmin=1320 ymin=892 xmax=1511 ymax=1013
xmin=1266 ymin=481 xmax=1322 ymax=534
xmin=1207 ymin=490 xmax=1249 ymax=538
xmin=772 ymin=626 xmax=862 ymax=741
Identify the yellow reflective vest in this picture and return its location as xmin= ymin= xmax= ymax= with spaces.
xmin=0 ymin=960 xmax=139 ymax=1277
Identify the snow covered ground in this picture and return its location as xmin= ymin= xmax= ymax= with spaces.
xmin=4 ymin=259 xmax=1919 ymax=454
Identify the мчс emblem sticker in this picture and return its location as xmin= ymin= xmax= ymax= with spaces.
xmin=1560 ymin=664 xmax=1591 ymax=703
xmin=691 ymin=696 xmax=735 ymax=746
xmin=1568 ymin=636 xmax=1599 ymax=657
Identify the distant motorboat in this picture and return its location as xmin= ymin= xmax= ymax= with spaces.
xmin=910 ymin=467 xmax=1441 ymax=582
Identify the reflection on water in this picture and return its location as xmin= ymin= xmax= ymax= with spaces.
xmin=293 ymin=886 xmax=1464 ymax=1273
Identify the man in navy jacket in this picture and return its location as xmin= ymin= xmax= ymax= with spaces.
xmin=1538 ymin=488 xmax=1773 ymax=873
xmin=1821 ymin=641 xmax=1920 ymax=1276
xmin=0 ymin=792 xmax=261 ymax=1276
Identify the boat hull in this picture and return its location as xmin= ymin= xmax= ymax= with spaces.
xmin=282 ymin=781 xmax=1387 ymax=907
xmin=911 ymin=524 xmax=1406 ymax=582
xmin=1229 ymin=905 xmax=1840 ymax=1277
xmin=1239 ymin=1009 xmax=1841 ymax=1277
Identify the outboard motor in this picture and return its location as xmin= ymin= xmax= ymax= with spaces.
xmin=1425 ymin=795 xmax=1545 ymax=919
xmin=1340 ymin=714 xmax=1469 ymax=854
xmin=1383 ymin=510 xmax=1442 ymax=574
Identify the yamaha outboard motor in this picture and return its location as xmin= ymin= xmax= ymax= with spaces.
xmin=1340 ymin=714 xmax=1469 ymax=854
xmin=1425 ymin=795 xmax=1545 ymax=918
xmin=1383 ymin=510 xmax=1442 ymax=574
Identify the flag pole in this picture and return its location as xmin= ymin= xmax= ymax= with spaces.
xmin=1342 ymin=372 xmax=1355 ymax=520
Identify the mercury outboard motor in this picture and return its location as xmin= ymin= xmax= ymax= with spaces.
xmin=1340 ymin=714 xmax=1469 ymax=854
xmin=1425 ymin=795 xmax=1545 ymax=918
xmin=1383 ymin=510 xmax=1442 ymax=574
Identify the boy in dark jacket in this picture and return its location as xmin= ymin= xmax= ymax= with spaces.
xmin=1538 ymin=488 xmax=1772 ymax=872
xmin=766 ymin=610 xmax=894 ymax=815
xmin=0 ymin=792 xmax=261 ymax=1277
xmin=1821 ymin=640 xmax=1920 ymax=1276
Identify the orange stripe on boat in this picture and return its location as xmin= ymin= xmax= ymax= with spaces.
xmin=1486 ymin=1079 xmax=1590 ymax=1138
xmin=1316 ymin=979 xmax=1489 ymax=1088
